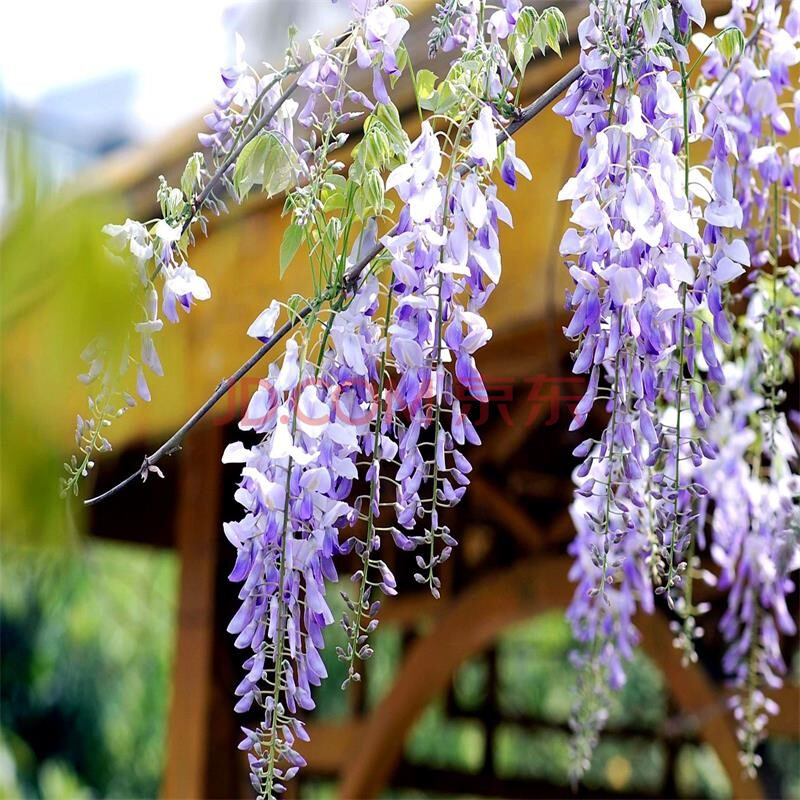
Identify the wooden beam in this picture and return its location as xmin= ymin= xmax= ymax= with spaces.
xmin=472 ymin=393 xmax=555 ymax=469
xmin=297 ymin=721 xmax=364 ymax=775
xmin=161 ymin=424 xmax=224 ymax=800
xmin=337 ymin=557 xmax=764 ymax=800
xmin=469 ymin=474 xmax=548 ymax=551
xmin=765 ymin=685 xmax=800 ymax=738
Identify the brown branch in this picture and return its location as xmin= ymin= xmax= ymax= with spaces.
xmin=84 ymin=62 xmax=583 ymax=507
xmin=186 ymin=27 xmax=355 ymax=235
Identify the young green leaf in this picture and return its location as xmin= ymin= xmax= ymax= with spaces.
xmin=262 ymin=133 xmax=299 ymax=198
xmin=233 ymin=134 xmax=270 ymax=200
xmin=715 ymin=26 xmax=746 ymax=64
xmin=181 ymin=152 xmax=203 ymax=199
xmin=279 ymin=222 xmax=304 ymax=278
xmin=415 ymin=68 xmax=437 ymax=102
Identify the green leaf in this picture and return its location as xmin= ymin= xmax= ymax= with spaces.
xmin=432 ymin=79 xmax=458 ymax=114
xmin=354 ymin=169 xmax=385 ymax=220
xmin=262 ymin=133 xmax=298 ymax=198
xmin=363 ymin=170 xmax=385 ymax=214
xmin=368 ymin=127 xmax=391 ymax=168
xmin=323 ymin=188 xmax=348 ymax=213
xmin=322 ymin=174 xmax=348 ymax=211
xmin=325 ymin=217 xmax=342 ymax=254
xmin=515 ymin=7 xmax=537 ymax=41
xmin=640 ymin=1 xmax=661 ymax=47
xmin=233 ymin=135 xmax=269 ymax=200
xmin=543 ymin=7 xmax=567 ymax=56
xmin=394 ymin=44 xmax=408 ymax=76
xmin=279 ymin=223 xmax=304 ymax=278
xmin=181 ymin=153 xmax=203 ymax=198
xmin=511 ymin=6 xmax=566 ymax=66
xmin=532 ymin=18 xmax=547 ymax=54
xmin=509 ymin=7 xmax=537 ymax=70
xmin=286 ymin=293 xmax=306 ymax=322
xmin=373 ymin=102 xmax=409 ymax=153
xmin=415 ymin=69 xmax=437 ymax=102
xmin=715 ymin=26 xmax=745 ymax=64
xmin=233 ymin=132 xmax=298 ymax=201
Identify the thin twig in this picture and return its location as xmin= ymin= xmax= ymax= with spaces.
xmin=84 ymin=61 xmax=583 ymax=507
xmin=186 ymin=76 xmax=300 ymax=233
xmin=149 ymin=74 xmax=304 ymax=287
xmin=500 ymin=63 xmax=583 ymax=144
xmin=184 ymin=27 xmax=355 ymax=236
xmin=85 ymin=303 xmax=320 ymax=506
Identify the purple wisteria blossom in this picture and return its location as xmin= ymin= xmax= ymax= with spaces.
xmin=224 ymin=276 xmax=386 ymax=797
xmin=78 ymin=0 xmax=800 ymax=792
xmin=555 ymin=0 xmax=752 ymax=773
xmin=201 ymin=34 xmax=298 ymax=158
xmin=381 ymin=111 xmax=518 ymax=593
xmin=429 ymin=0 xmax=522 ymax=56
xmin=694 ymin=0 xmax=800 ymax=770
xmin=352 ymin=0 xmax=410 ymax=104
xmin=697 ymin=349 xmax=799 ymax=775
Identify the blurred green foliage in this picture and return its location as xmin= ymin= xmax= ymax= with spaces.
xmin=0 ymin=543 xmax=177 ymax=798
xmin=496 ymin=612 xmax=667 ymax=730
xmin=406 ymin=705 xmax=485 ymax=773
xmin=1 ymin=131 xmax=137 ymax=545
xmin=765 ymin=739 xmax=800 ymax=800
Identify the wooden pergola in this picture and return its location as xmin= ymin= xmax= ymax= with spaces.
xmin=81 ymin=2 xmax=799 ymax=797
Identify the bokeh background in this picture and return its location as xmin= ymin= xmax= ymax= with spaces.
xmin=2 ymin=2 xmax=799 ymax=799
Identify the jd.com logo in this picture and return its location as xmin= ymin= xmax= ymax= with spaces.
xmin=214 ymin=374 xmax=588 ymax=430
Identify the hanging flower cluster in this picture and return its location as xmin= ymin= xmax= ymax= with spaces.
xmin=557 ymin=0 xmax=799 ymax=778
xmin=697 ymin=344 xmax=799 ymax=776
xmin=210 ymin=2 xmax=542 ymax=795
xmin=222 ymin=275 xmax=388 ymax=795
xmin=379 ymin=111 xmax=508 ymax=585
xmin=64 ymin=161 xmax=211 ymax=496
xmin=693 ymin=0 xmax=800 ymax=774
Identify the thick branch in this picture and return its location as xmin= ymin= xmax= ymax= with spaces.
xmin=85 ymin=62 xmax=583 ymax=507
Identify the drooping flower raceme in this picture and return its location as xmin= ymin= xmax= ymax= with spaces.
xmin=555 ymin=0 xmax=753 ymax=773
xmin=66 ymin=177 xmax=212 ymax=496
xmin=220 ymin=4 xmax=539 ymax=790
xmin=380 ymin=110 xmax=516 ymax=595
xmin=697 ymin=349 xmax=799 ymax=776
xmin=223 ymin=107 xmax=524 ymax=799
xmin=353 ymin=0 xmax=410 ymax=104
xmin=224 ymin=274 xmax=388 ymax=796
xmin=693 ymin=0 xmax=800 ymax=772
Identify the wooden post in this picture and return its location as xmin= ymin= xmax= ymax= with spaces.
xmin=338 ymin=556 xmax=767 ymax=799
xmin=162 ymin=424 xmax=224 ymax=800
